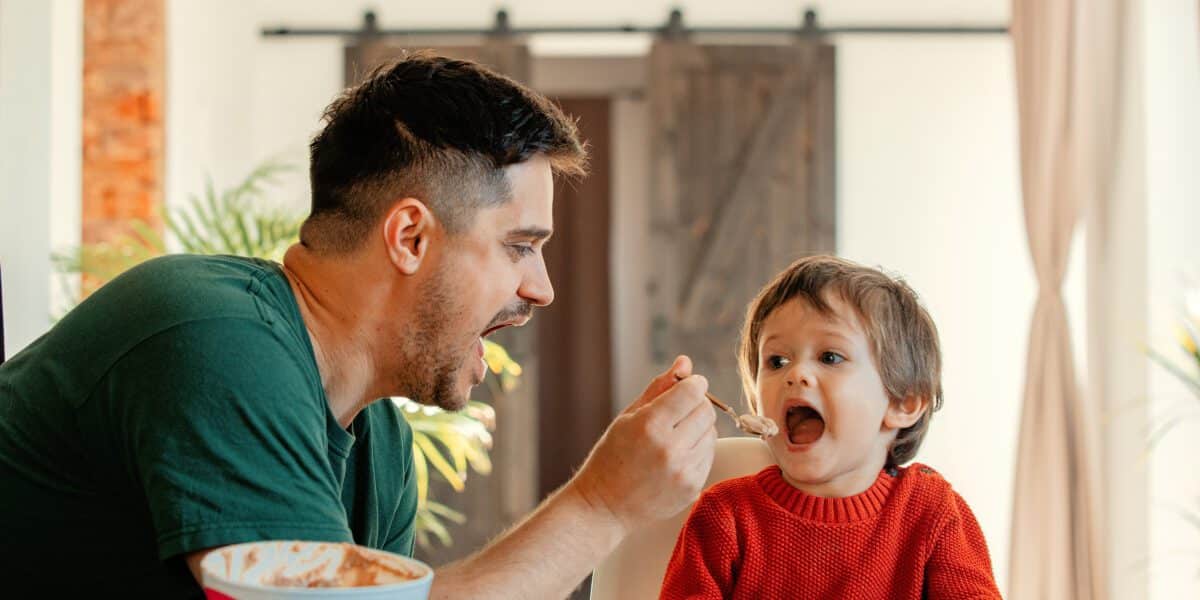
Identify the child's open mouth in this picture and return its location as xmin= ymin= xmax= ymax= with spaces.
xmin=786 ymin=405 xmax=826 ymax=445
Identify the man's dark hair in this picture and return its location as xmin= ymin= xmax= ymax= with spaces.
xmin=303 ymin=52 xmax=587 ymax=252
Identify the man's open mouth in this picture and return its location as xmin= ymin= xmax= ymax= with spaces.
xmin=480 ymin=304 xmax=534 ymax=340
xmin=785 ymin=405 xmax=826 ymax=445
xmin=481 ymin=323 xmax=509 ymax=339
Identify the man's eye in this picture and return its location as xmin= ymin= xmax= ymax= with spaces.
xmin=820 ymin=351 xmax=845 ymax=365
xmin=765 ymin=355 xmax=789 ymax=370
xmin=507 ymin=244 xmax=535 ymax=258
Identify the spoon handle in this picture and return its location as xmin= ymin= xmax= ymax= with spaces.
xmin=672 ymin=374 xmax=738 ymax=419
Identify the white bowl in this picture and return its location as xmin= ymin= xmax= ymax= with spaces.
xmin=200 ymin=541 xmax=433 ymax=599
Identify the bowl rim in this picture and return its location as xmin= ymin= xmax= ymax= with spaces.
xmin=199 ymin=540 xmax=434 ymax=594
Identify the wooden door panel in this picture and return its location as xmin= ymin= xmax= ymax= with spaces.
xmin=648 ymin=41 xmax=837 ymax=420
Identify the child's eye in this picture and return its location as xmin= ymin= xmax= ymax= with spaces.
xmin=820 ymin=351 xmax=845 ymax=365
xmin=765 ymin=355 xmax=790 ymax=370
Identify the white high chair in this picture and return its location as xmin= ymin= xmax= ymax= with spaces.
xmin=589 ymin=436 xmax=774 ymax=600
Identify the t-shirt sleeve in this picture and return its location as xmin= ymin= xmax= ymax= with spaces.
xmin=104 ymin=318 xmax=354 ymax=560
xmin=924 ymin=491 xmax=1002 ymax=599
xmin=660 ymin=490 xmax=739 ymax=600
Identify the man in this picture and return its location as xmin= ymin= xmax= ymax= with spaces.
xmin=0 ymin=54 xmax=717 ymax=597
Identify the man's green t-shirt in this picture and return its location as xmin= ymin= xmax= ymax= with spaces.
xmin=0 ymin=255 xmax=418 ymax=596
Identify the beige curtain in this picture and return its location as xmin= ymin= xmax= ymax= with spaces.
xmin=1008 ymin=0 xmax=1121 ymax=598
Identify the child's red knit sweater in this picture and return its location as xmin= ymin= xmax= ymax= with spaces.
xmin=660 ymin=463 xmax=1001 ymax=599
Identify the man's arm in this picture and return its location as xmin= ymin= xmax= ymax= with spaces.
xmin=186 ymin=357 xmax=715 ymax=597
xmin=431 ymin=356 xmax=717 ymax=600
xmin=186 ymin=551 xmax=212 ymax=585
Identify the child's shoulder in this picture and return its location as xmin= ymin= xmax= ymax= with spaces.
xmin=895 ymin=462 xmax=949 ymax=484
xmin=891 ymin=463 xmax=964 ymax=511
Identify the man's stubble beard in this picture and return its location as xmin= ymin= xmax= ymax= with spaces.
xmin=394 ymin=265 xmax=472 ymax=411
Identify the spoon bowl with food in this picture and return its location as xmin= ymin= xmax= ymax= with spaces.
xmin=675 ymin=375 xmax=778 ymax=439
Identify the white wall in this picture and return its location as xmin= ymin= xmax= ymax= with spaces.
xmin=0 ymin=0 xmax=81 ymax=356
xmin=1143 ymin=0 xmax=1200 ymax=598
xmin=212 ymin=0 xmax=1009 ymax=30
xmin=165 ymin=0 xmax=331 ymax=219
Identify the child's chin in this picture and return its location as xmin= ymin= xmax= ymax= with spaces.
xmin=778 ymin=464 xmax=827 ymax=490
xmin=775 ymin=453 xmax=828 ymax=484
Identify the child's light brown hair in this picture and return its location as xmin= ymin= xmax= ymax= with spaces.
xmin=737 ymin=255 xmax=944 ymax=467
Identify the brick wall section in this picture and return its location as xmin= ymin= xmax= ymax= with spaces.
xmin=82 ymin=0 xmax=164 ymax=246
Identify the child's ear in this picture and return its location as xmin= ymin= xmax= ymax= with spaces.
xmin=883 ymin=394 xmax=928 ymax=431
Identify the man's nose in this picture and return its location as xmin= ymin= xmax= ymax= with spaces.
xmin=520 ymin=257 xmax=554 ymax=307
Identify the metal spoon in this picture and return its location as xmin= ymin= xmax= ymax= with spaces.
xmin=674 ymin=375 xmax=778 ymax=438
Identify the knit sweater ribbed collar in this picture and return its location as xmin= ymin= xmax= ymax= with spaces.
xmin=754 ymin=465 xmax=896 ymax=523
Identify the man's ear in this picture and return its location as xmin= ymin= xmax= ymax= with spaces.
xmin=883 ymin=394 xmax=928 ymax=431
xmin=382 ymin=198 xmax=437 ymax=275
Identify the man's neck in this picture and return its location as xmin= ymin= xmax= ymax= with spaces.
xmin=280 ymin=244 xmax=394 ymax=428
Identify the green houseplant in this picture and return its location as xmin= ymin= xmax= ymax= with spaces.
xmin=53 ymin=162 xmax=508 ymax=550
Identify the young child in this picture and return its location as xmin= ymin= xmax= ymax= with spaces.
xmin=660 ymin=255 xmax=1001 ymax=599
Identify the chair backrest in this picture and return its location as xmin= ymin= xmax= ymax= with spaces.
xmin=589 ymin=436 xmax=774 ymax=600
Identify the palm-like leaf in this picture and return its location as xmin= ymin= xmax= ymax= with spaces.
xmin=393 ymin=396 xmax=496 ymax=548
xmin=165 ymin=162 xmax=299 ymax=260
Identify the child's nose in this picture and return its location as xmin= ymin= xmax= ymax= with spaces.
xmin=785 ymin=364 xmax=815 ymax=388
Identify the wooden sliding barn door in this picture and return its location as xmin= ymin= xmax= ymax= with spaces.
xmin=647 ymin=41 xmax=838 ymax=424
